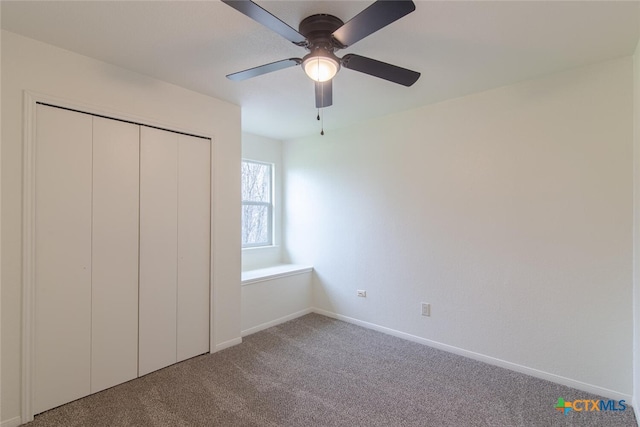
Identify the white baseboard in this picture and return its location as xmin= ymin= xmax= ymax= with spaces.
xmin=633 ymin=395 xmax=639 ymax=421
xmin=213 ymin=337 xmax=242 ymax=352
xmin=242 ymin=308 xmax=313 ymax=337
xmin=1 ymin=416 xmax=22 ymax=427
xmin=312 ymin=308 xmax=633 ymax=403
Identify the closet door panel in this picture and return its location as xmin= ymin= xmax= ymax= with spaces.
xmin=34 ymin=105 xmax=92 ymax=413
xmin=139 ymin=127 xmax=178 ymax=376
xmin=177 ymin=135 xmax=211 ymax=362
xmin=91 ymin=117 xmax=140 ymax=393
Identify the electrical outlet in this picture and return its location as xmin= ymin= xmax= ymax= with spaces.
xmin=357 ymin=290 xmax=367 ymax=297
xmin=421 ymin=303 xmax=431 ymax=317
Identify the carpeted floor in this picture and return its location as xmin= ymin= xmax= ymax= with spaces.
xmin=26 ymin=313 xmax=636 ymax=426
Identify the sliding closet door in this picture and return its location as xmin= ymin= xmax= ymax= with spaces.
xmin=176 ymin=135 xmax=211 ymax=362
xmin=91 ymin=117 xmax=140 ymax=393
xmin=35 ymin=105 xmax=93 ymax=413
xmin=139 ymin=127 xmax=179 ymax=376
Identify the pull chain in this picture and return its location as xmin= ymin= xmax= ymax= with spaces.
xmin=316 ymin=81 xmax=326 ymax=136
xmin=320 ymin=82 xmax=325 ymax=136
xmin=316 ymin=107 xmax=324 ymax=135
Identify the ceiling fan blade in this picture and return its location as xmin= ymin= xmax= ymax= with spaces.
xmin=222 ymin=0 xmax=306 ymax=44
xmin=315 ymin=80 xmax=333 ymax=108
xmin=342 ymin=54 xmax=420 ymax=87
xmin=331 ymin=0 xmax=415 ymax=48
xmin=226 ymin=58 xmax=302 ymax=81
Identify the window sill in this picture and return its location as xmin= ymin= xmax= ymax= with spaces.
xmin=242 ymin=245 xmax=280 ymax=251
xmin=241 ymin=264 xmax=313 ymax=286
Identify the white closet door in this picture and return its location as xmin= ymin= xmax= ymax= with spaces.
xmin=35 ymin=105 xmax=93 ymax=413
xmin=139 ymin=127 xmax=178 ymax=376
xmin=177 ymin=135 xmax=211 ymax=362
xmin=91 ymin=117 xmax=140 ymax=393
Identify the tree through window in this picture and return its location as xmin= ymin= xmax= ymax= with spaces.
xmin=242 ymin=160 xmax=273 ymax=247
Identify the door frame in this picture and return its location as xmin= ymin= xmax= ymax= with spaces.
xmin=21 ymin=91 xmax=215 ymax=422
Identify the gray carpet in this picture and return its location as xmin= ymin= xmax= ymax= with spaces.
xmin=26 ymin=313 xmax=636 ymax=426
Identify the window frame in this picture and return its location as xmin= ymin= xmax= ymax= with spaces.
xmin=241 ymin=159 xmax=274 ymax=249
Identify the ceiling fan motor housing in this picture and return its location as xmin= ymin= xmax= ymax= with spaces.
xmin=299 ymin=14 xmax=345 ymax=52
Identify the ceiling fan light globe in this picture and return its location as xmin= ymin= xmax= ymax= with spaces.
xmin=303 ymin=56 xmax=339 ymax=82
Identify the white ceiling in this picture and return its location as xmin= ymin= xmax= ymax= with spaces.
xmin=2 ymin=1 xmax=639 ymax=140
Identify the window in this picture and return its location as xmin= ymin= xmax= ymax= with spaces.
xmin=242 ymin=160 xmax=273 ymax=248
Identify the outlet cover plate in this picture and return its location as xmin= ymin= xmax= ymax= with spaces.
xmin=421 ymin=303 xmax=431 ymax=316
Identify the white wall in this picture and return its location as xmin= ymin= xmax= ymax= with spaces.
xmin=284 ymin=58 xmax=633 ymax=398
xmin=1 ymin=31 xmax=242 ymax=424
xmin=242 ymin=133 xmax=284 ymax=270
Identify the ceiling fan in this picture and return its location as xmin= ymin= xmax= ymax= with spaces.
xmin=222 ymin=0 xmax=421 ymax=110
